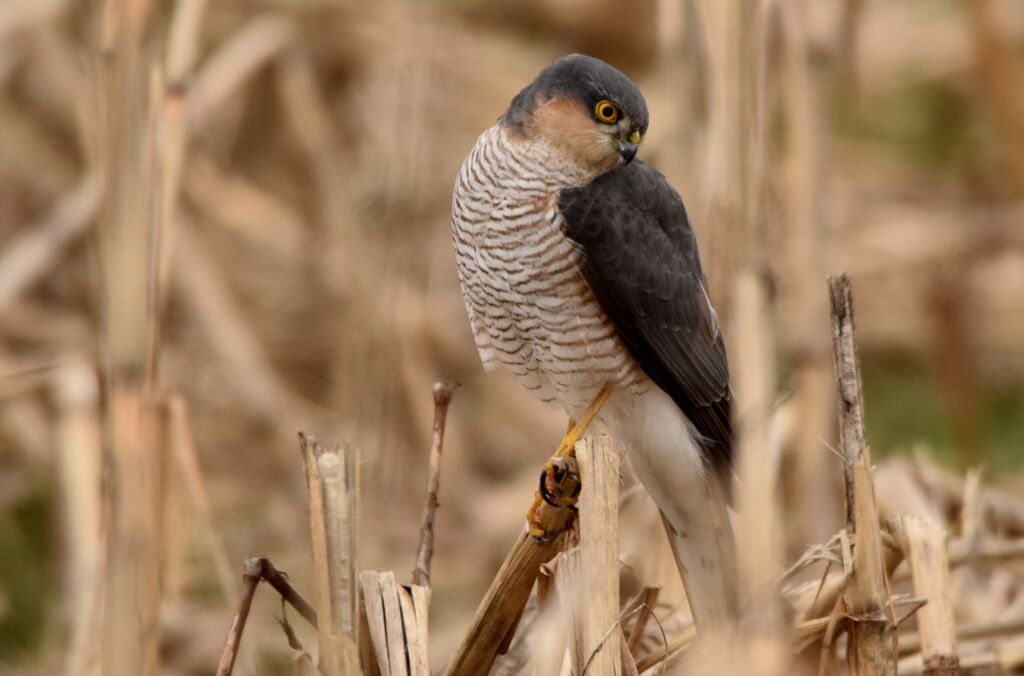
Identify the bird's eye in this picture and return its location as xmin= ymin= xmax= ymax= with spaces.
xmin=594 ymin=100 xmax=619 ymax=123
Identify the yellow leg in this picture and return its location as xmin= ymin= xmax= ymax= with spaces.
xmin=552 ymin=383 xmax=615 ymax=458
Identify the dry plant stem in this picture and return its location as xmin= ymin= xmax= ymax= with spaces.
xmin=216 ymin=559 xmax=262 ymax=676
xmin=891 ymin=517 xmax=958 ymax=675
xmin=899 ymin=617 xmax=1024 ymax=656
xmin=55 ymin=356 xmax=103 ymax=676
xmin=625 ymin=588 xmax=660 ymax=654
xmin=444 ymin=473 xmax=580 ymax=676
xmin=960 ymin=0 xmax=1024 ymax=196
xmin=444 ymin=387 xmax=611 ymax=676
xmin=300 ymin=434 xmax=360 ymax=676
xmin=829 ymin=274 xmax=894 ymax=676
xmin=216 ymin=557 xmax=319 ymax=676
xmin=575 ymin=436 xmax=621 ymax=675
xmin=360 ymin=572 xmax=431 ymax=676
xmin=635 ymin=625 xmax=697 ymax=673
xmin=412 ymin=381 xmax=456 ymax=587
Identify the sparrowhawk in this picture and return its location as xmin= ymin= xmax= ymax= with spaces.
xmin=451 ymin=54 xmax=737 ymax=633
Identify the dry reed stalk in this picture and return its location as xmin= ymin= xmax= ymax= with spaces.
xmin=97 ymin=1 xmax=166 ymax=670
xmin=698 ymin=0 xmax=759 ymax=310
xmin=300 ymin=434 xmax=360 ymax=675
xmin=959 ymin=0 xmax=1024 ymax=196
xmin=899 ymin=617 xmax=1024 ymax=656
xmin=165 ymin=0 xmax=209 ymax=86
xmin=443 ymin=503 xmax=577 ymax=676
xmin=102 ymin=390 xmax=165 ymax=676
xmin=731 ymin=271 xmax=788 ymax=674
xmin=779 ymin=0 xmax=839 ymax=550
xmin=574 ymin=435 xmax=623 ymax=675
xmin=360 ymin=571 xmax=431 ymax=676
xmin=829 ymin=274 xmax=894 ymax=676
xmin=412 ymin=381 xmax=456 ymax=587
xmin=55 ymin=355 xmax=103 ymax=676
xmin=732 ymin=272 xmax=781 ymax=598
xmin=444 ymin=388 xmax=612 ymax=676
xmin=890 ymin=517 xmax=958 ymax=675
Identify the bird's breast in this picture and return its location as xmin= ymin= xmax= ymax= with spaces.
xmin=451 ymin=127 xmax=646 ymax=417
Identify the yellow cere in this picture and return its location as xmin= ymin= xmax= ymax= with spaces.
xmin=594 ymin=99 xmax=618 ymax=123
xmin=628 ymin=130 xmax=641 ymax=144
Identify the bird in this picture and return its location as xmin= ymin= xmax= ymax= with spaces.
xmin=450 ymin=54 xmax=737 ymax=635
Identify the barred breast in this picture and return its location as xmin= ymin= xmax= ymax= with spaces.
xmin=451 ymin=126 xmax=646 ymax=418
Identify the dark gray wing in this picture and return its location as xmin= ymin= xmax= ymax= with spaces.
xmin=558 ymin=160 xmax=733 ymax=470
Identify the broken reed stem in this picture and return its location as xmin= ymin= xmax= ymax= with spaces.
xmin=412 ymin=381 xmax=456 ymax=587
xmin=829 ymin=274 xmax=894 ymax=676
xmin=215 ymin=557 xmax=319 ymax=676
xmin=443 ymin=464 xmax=579 ymax=676
xmin=891 ymin=517 xmax=958 ymax=675
xmin=300 ymin=433 xmax=360 ymax=676
xmin=360 ymin=572 xmax=431 ymax=676
xmin=575 ymin=436 xmax=622 ymax=675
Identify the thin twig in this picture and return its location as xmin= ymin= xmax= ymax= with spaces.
xmin=216 ymin=557 xmax=319 ymax=676
xmin=216 ymin=558 xmax=263 ymax=676
xmin=412 ymin=381 xmax=456 ymax=587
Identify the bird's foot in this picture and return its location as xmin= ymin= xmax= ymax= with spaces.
xmin=526 ymin=384 xmax=614 ymax=541
xmin=527 ymin=457 xmax=580 ymax=541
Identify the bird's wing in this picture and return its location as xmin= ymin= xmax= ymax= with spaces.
xmin=558 ymin=160 xmax=733 ymax=469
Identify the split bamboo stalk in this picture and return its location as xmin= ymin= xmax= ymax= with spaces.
xmin=300 ymin=434 xmax=360 ymax=676
xmin=891 ymin=517 xmax=958 ymax=675
xmin=829 ymin=273 xmax=894 ymax=676
xmin=360 ymin=571 xmax=431 ymax=676
xmin=575 ymin=435 xmax=622 ymax=675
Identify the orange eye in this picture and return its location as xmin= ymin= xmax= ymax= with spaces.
xmin=594 ymin=100 xmax=618 ymax=123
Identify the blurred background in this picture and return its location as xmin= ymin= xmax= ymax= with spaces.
xmin=0 ymin=0 xmax=1023 ymax=673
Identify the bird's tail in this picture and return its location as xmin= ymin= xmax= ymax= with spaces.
xmin=606 ymin=387 xmax=738 ymax=637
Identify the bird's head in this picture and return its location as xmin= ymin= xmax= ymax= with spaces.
xmin=500 ymin=54 xmax=649 ymax=176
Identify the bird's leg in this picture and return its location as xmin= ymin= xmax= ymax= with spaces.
xmin=528 ymin=384 xmax=614 ymax=539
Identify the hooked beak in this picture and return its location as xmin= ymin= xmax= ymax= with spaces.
xmin=617 ymin=128 xmax=641 ymax=164
xmin=618 ymin=140 xmax=638 ymax=163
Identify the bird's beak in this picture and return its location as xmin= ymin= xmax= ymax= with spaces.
xmin=618 ymin=140 xmax=638 ymax=163
xmin=617 ymin=127 xmax=641 ymax=163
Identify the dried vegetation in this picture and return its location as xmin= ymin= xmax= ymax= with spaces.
xmin=1 ymin=0 xmax=1023 ymax=675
